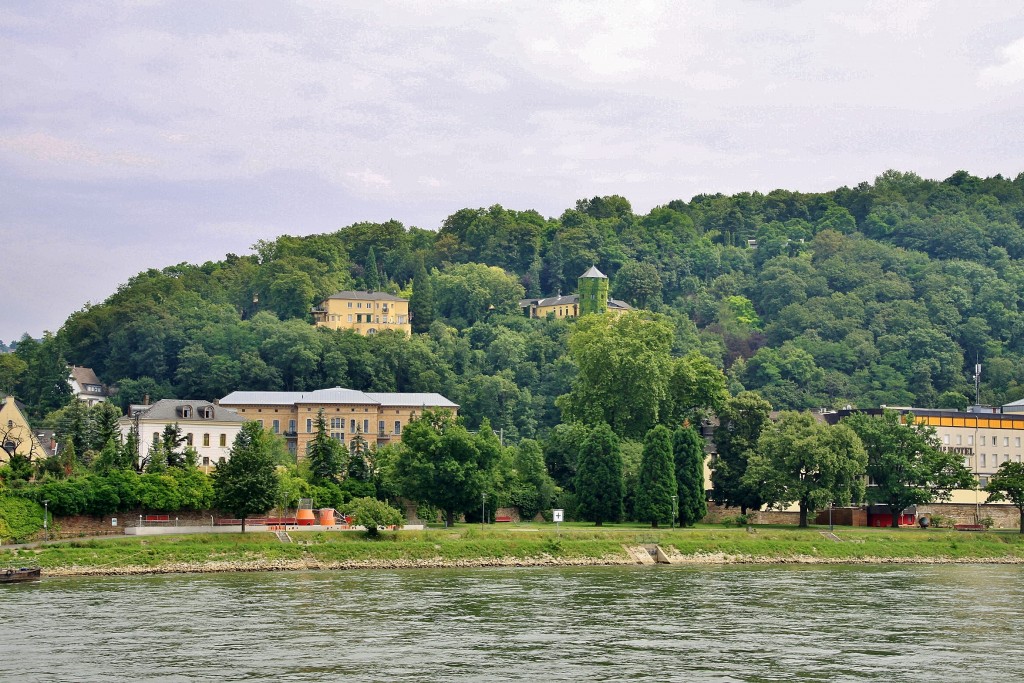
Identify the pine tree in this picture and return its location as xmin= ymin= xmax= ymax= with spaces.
xmin=574 ymin=423 xmax=623 ymax=526
xmin=409 ymin=256 xmax=435 ymax=333
xmin=307 ymin=408 xmax=344 ymax=483
xmin=365 ymin=246 xmax=381 ymax=291
xmin=634 ymin=425 xmax=676 ymax=527
xmin=673 ymin=426 xmax=707 ymax=526
xmin=213 ymin=421 xmax=280 ymax=532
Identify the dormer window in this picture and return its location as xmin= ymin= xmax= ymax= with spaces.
xmin=202 ymin=406 xmax=214 ymax=419
xmin=181 ymin=406 xmax=192 ymax=419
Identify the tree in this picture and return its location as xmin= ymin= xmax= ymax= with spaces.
xmin=364 ymin=246 xmax=381 ymax=291
xmin=393 ymin=410 xmax=499 ymax=527
xmin=711 ymin=391 xmax=773 ymax=514
xmin=409 ymin=256 xmax=436 ymax=334
xmin=612 ymin=259 xmax=663 ymax=309
xmin=557 ymin=312 xmax=674 ymax=438
xmin=347 ymin=496 xmax=404 ymax=537
xmin=212 ymin=421 xmax=280 ymax=532
xmin=674 ymin=426 xmax=707 ymax=526
xmin=634 ymin=425 xmax=676 ymax=527
xmin=745 ymin=412 xmax=867 ymax=527
xmin=574 ymin=423 xmax=623 ymax=526
xmin=985 ymin=462 xmax=1024 ymax=533
xmin=306 ymin=409 xmax=344 ymax=483
xmin=509 ymin=439 xmax=556 ymax=519
xmin=843 ymin=410 xmax=975 ymax=528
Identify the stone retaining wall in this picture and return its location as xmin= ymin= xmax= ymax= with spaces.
xmin=917 ymin=503 xmax=1021 ymax=530
xmin=701 ymin=504 xmax=800 ymax=526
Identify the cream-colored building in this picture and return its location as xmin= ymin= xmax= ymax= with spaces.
xmin=0 ymin=395 xmax=48 ymax=462
xmin=218 ymin=388 xmax=458 ymax=457
xmin=312 ymin=291 xmax=411 ymax=335
xmin=120 ymin=399 xmax=246 ymax=473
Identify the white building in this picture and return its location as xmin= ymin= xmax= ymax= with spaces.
xmin=69 ymin=366 xmax=112 ymax=406
xmin=119 ymin=399 xmax=246 ymax=473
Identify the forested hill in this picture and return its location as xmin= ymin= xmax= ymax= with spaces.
xmin=8 ymin=169 xmax=1024 ymax=433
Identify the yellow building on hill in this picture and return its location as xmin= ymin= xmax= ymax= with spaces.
xmin=311 ymin=291 xmax=411 ymax=335
xmin=0 ymin=395 xmax=48 ymax=463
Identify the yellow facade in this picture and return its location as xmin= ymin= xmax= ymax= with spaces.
xmin=218 ymin=389 xmax=458 ymax=458
xmin=0 ymin=395 xmax=47 ymax=462
xmin=312 ymin=292 xmax=411 ymax=335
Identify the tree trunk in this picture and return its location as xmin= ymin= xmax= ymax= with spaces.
xmin=891 ymin=510 xmax=901 ymax=528
xmin=445 ymin=509 xmax=455 ymax=528
xmin=741 ymin=505 xmax=748 ymax=515
xmin=651 ymin=520 xmax=659 ymax=529
xmin=1019 ymin=508 xmax=1023 ymax=534
xmin=241 ymin=515 xmax=247 ymax=533
xmin=798 ymin=504 xmax=808 ymax=528
xmin=595 ymin=520 xmax=603 ymax=527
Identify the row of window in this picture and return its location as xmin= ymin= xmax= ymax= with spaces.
xmin=345 ymin=301 xmax=393 ymax=309
xmin=152 ymin=433 xmax=227 ymax=447
xmin=179 ymin=406 xmax=215 ymax=419
xmin=973 ymin=453 xmax=1023 ymax=468
xmin=299 ymin=418 xmax=404 ymax=435
xmin=943 ymin=433 xmax=1023 ymax=447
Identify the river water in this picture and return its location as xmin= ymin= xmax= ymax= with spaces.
xmin=3 ymin=564 xmax=1022 ymax=682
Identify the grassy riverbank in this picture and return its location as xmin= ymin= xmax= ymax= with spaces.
xmin=5 ymin=525 xmax=1024 ymax=576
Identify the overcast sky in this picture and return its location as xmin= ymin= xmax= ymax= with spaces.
xmin=2 ymin=1 xmax=1024 ymax=343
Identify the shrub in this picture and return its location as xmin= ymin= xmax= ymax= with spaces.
xmin=346 ymin=497 xmax=404 ymax=537
xmin=0 ymin=495 xmax=45 ymax=543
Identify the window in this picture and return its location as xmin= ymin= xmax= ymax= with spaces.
xmin=348 ymin=315 xmax=353 ymax=322
xmin=219 ymin=457 xmax=226 ymax=464
xmin=357 ymin=302 xmax=362 ymax=309
xmin=203 ymin=433 xmax=210 ymax=447
xmin=203 ymin=457 xmax=210 ymax=466
xmin=272 ymin=420 xmax=280 ymax=434
xmin=181 ymin=406 xmax=192 ymax=418
xmin=257 ymin=419 xmax=264 ymax=428
xmin=968 ymin=435 xmax=974 ymax=446
xmin=7 ymin=420 xmax=12 ymax=428
xmin=202 ymin=406 xmax=214 ymax=419
xmin=331 ymin=432 xmax=343 ymax=441
xmin=379 ymin=420 xmax=385 ymax=435
xmin=363 ymin=419 xmax=370 ymax=433
xmin=1004 ymin=437 xmax=1010 ymax=447
xmin=1016 ymin=437 xmax=1021 ymax=448
xmin=956 ymin=435 xmax=962 ymax=445
xmin=186 ymin=433 xmax=194 ymax=446
xmin=350 ymin=419 xmax=356 ymax=433
xmin=220 ymin=434 xmax=227 ymax=447
xmin=395 ymin=421 xmax=401 ymax=435
xmin=943 ymin=434 xmax=950 ymax=445
xmin=306 ymin=419 xmax=313 ymax=433
xmin=153 ymin=432 xmax=160 ymax=444
xmin=981 ymin=453 xmax=986 ymax=467
xmin=347 ymin=302 xmax=352 ymax=308
xmin=331 ymin=417 xmax=342 ymax=429
xmin=289 ymin=419 xmax=296 ymax=433
xmin=980 ymin=436 xmax=986 ymax=446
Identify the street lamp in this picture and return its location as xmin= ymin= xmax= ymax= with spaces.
xmin=829 ymin=502 xmax=834 ymax=532
xmin=42 ymin=500 xmax=49 ymax=541
xmin=671 ymin=495 xmax=678 ymax=529
xmin=481 ymin=492 xmax=487 ymax=528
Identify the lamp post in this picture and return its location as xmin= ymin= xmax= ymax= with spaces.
xmin=671 ymin=495 xmax=678 ymax=529
xmin=42 ymin=500 xmax=49 ymax=541
xmin=481 ymin=492 xmax=487 ymax=529
xmin=829 ymin=502 xmax=834 ymax=532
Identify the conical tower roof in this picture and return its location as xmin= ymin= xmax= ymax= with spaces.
xmin=580 ymin=265 xmax=607 ymax=279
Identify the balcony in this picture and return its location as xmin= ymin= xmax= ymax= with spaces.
xmin=283 ymin=430 xmax=298 ymax=438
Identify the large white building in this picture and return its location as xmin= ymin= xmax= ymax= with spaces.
xmin=119 ymin=399 xmax=246 ymax=473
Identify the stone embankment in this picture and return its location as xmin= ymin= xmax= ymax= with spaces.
xmin=39 ymin=546 xmax=1024 ymax=577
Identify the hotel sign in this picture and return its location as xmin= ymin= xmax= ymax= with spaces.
xmin=941 ymin=446 xmax=973 ymax=455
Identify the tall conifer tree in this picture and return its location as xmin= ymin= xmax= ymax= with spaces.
xmin=307 ymin=408 xmax=344 ymax=483
xmin=634 ymin=425 xmax=676 ymax=527
xmin=574 ymin=423 xmax=623 ymax=526
xmin=673 ymin=426 xmax=707 ymax=526
xmin=409 ymin=257 xmax=435 ymax=333
xmin=365 ymin=246 xmax=381 ymax=291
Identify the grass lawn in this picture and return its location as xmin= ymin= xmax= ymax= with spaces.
xmin=4 ymin=524 xmax=1024 ymax=572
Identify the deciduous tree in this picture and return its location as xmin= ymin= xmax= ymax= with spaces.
xmin=985 ymin=462 xmax=1024 ymax=533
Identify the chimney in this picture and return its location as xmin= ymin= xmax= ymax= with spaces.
xmin=143 ymin=394 xmax=150 ymax=406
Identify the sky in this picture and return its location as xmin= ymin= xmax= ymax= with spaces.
xmin=2 ymin=1 xmax=1024 ymax=343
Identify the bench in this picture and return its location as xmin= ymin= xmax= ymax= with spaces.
xmin=954 ymin=524 xmax=986 ymax=532
xmin=495 ymin=515 xmax=513 ymax=523
xmin=144 ymin=514 xmax=170 ymax=524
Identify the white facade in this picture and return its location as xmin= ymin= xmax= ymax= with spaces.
xmin=119 ymin=400 xmax=245 ymax=472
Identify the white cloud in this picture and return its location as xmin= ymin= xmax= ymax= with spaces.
xmin=979 ymin=36 xmax=1024 ymax=87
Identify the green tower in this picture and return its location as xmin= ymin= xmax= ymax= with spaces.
xmin=577 ymin=265 xmax=609 ymax=316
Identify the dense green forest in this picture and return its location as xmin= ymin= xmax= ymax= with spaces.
xmin=5 ymin=169 xmax=1024 ymax=437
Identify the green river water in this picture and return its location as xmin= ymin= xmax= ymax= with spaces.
xmin=2 ymin=564 xmax=1022 ymax=682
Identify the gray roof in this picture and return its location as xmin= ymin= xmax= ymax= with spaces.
xmin=365 ymin=392 xmax=459 ymax=409
xmin=220 ymin=388 xmax=457 ymax=409
xmin=608 ymin=298 xmax=633 ymax=310
xmin=69 ymin=366 xmax=104 ymax=387
xmin=579 ymin=265 xmax=607 ymax=279
xmin=323 ymin=291 xmax=407 ymax=302
xmin=519 ymin=294 xmax=579 ymax=308
xmin=129 ymin=399 xmax=245 ymax=423
xmin=1004 ymin=398 xmax=1024 ymax=407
